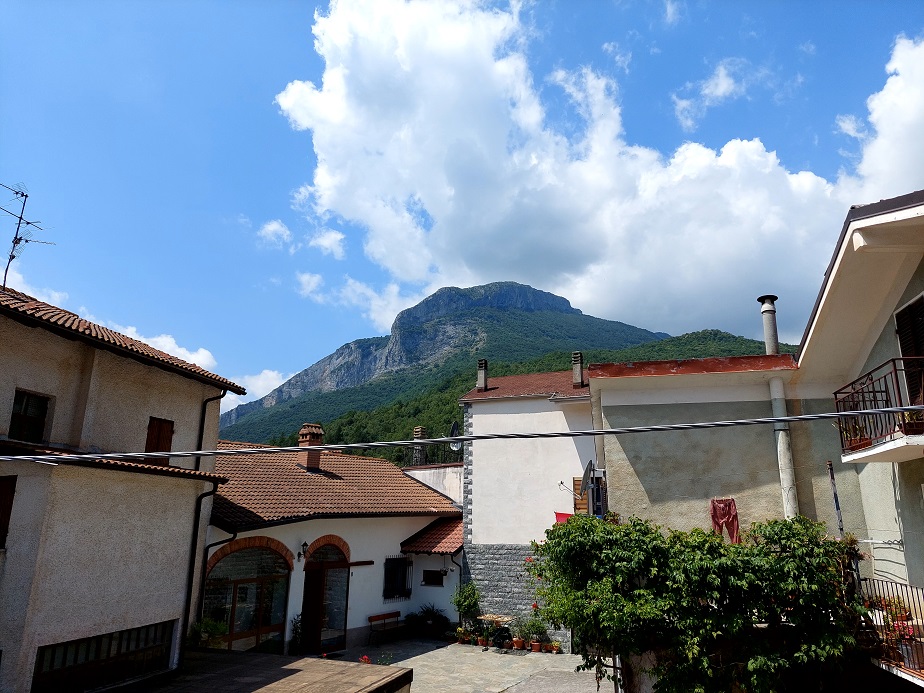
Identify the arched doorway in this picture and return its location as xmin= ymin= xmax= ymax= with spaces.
xmin=203 ymin=546 xmax=290 ymax=652
xmin=303 ymin=543 xmax=351 ymax=653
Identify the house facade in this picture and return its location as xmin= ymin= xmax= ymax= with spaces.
xmin=459 ymin=358 xmax=596 ymax=634
xmin=0 ymin=288 xmax=244 ymax=692
xmin=204 ymin=427 xmax=462 ymax=654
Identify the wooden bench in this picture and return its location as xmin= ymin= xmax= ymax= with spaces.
xmin=367 ymin=611 xmax=403 ymax=646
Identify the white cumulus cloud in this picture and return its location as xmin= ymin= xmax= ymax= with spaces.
xmin=111 ymin=324 xmax=218 ymax=370
xmin=309 ymin=228 xmax=346 ymax=259
xmin=296 ymin=271 xmax=325 ymax=300
xmin=276 ymin=2 xmax=924 ymax=343
xmin=258 ymin=219 xmax=293 ymax=246
xmin=3 ymin=267 xmax=69 ymax=306
xmin=221 ymin=369 xmax=293 ymax=413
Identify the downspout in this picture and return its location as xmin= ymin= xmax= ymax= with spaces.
xmin=450 ymin=551 xmax=463 ymax=625
xmin=180 ymin=479 xmax=221 ymax=666
xmin=195 ymin=390 xmax=227 ymax=471
xmin=758 ymin=295 xmax=799 ymax=519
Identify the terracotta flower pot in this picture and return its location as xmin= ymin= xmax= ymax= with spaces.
xmin=477 ymin=637 xmax=488 ymax=646
xmin=512 ymin=637 xmax=525 ymax=650
xmin=530 ymin=641 xmax=542 ymax=652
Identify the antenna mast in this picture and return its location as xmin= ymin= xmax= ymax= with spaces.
xmin=1 ymin=183 xmax=53 ymax=290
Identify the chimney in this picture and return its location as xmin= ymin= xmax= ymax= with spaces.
xmin=413 ymin=426 xmax=427 ymax=466
xmin=572 ymin=351 xmax=584 ymax=388
xmin=297 ymin=422 xmax=324 ymax=471
xmin=757 ymin=295 xmax=780 ymax=355
xmin=476 ymin=359 xmax=488 ymax=392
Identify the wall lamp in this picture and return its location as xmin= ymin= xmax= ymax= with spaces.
xmin=297 ymin=541 xmax=309 ymax=562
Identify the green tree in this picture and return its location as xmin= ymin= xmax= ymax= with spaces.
xmin=526 ymin=514 xmax=863 ymax=693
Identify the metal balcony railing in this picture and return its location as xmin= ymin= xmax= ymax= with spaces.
xmin=862 ymin=577 xmax=924 ymax=672
xmin=833 ymin=357 xmax=924 ymax=454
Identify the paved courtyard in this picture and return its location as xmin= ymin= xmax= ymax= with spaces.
xmin=341 ymin=639 xmax=599 ymax=693
xmin=130 ymin=639 xmax=601 ymax=693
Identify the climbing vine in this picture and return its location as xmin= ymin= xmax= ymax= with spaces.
xmin=526 ymin=514 xmax=864 ymax=692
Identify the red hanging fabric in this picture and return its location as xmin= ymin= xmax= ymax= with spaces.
xmin=710 ymin=498 xmax=740 ymax=544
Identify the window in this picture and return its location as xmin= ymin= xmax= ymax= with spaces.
xmin=144 ymin=417 xmax=174 ymax=466
xmin=897 ymin=297 xmax=924 ymax=404
xmin=421 ymin=569 xmax=444 ymax=587
xmin=382 ymin=555 xmax=412 ymax=600
xmin=9 ymin=390 xmax=50 ymax=443
xmin=0 ymin=476 xmax=16 ymax=548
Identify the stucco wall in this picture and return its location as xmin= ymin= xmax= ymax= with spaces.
xmin=403 ymin=465 xmax=462 ymax=504
xmin=0 ymin=315 xmax=224 ymax=470
xmin=0 ymin=464 xmax=208 ymax=693
xmin=207 ymin=515 xmax=457 ymax=650
xmin=602 ymin=400 xmax=784 ymax=531
xmin=468 ymin=398 xmax=593 ymax=545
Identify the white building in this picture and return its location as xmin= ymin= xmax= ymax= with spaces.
xmin=205 ymin=425 xmax=462 ymax=653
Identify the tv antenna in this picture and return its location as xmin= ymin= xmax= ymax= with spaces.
xmin=1 ymin=183 xmax=54 ymax=290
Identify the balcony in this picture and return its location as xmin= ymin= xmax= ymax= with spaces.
xmin=834 ymin=358 xmax=924 ymax=462
xmin=863 ymin=577 xmax=924 ymax=684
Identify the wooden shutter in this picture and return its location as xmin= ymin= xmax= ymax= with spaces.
xmin=0 ymin=476 xmax=17 ymax=548
xmin=573 ymin=477 xmax=589 ymax=514
xmin=145 ymin=417 xmax=174 ymax=466
xmin=897 ymin=298 xmax=924 ymax=404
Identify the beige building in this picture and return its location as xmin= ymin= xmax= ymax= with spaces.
xmin=0 ymin=287 xmax=244 ymax=692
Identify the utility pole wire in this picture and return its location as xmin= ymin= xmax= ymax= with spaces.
xmin=1 ymin=405 xmax=922 ymax=464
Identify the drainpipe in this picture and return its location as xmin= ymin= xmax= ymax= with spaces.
xmin=758 ymin=295 xmax=799 ymax=519
xmin=180 ymin=479 xmax=221 ymax=666
xmin=450 ymin=551 xmax=463 ymax=625
xmin=195 ymin=390 xmax=227 ymax=471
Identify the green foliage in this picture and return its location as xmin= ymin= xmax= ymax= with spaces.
xmin=527 ymin=515 xmax=863 ymax=693
xmin=189 ymin=617 xmax=228 ymax=648
xmin=451 ymin=581 xmax=481 ymax=625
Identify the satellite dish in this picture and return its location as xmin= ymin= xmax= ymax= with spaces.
xmin=578 ymin=460 xmax=595 ymax=498
xmin=449 ymin=421 xmax=462 ymax=451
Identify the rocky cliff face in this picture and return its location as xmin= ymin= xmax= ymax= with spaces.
xmin=220 ymin=282 xmax=578 ymax=428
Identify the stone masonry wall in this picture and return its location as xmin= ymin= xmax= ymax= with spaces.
xmin=462 ymin=544 xmax=570 ymax=651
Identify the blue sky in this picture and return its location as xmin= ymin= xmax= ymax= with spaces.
xmin=3 ymin=1 xmax=924 ymax=412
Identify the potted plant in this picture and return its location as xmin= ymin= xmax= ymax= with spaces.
xmin=837 ymin=419 xmax=871 ymax=451
xmin=525 ymin=613 xmax=546 ymax=652
xmin=456 ymin=626 xmax=468 ymax=644
xmin=511 ymin=616 xmax=527 ymax=650
xmin=451 ymin=581 xmax=480 ymax=626
xmin=550 ymin=640 xmax=561 ymax=654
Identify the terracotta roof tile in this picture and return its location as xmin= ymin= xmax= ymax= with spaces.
xmin=0 ymin=287 xmax=244 ymax=394
xmin=400 ymin=517 xmax=463 ymax=555
xmin=460 ymin=370 xmax=588 ymax=402
xmin=212 ymin=441 xmax=461 ymax=530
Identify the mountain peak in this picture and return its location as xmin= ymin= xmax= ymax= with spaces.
xmin=393 ymin=282 xmax=580 ymax=329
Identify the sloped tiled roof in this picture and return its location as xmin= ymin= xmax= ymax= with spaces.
xmin=212 ymin=441 xmax=461 ymax=531
xmin=460 ymin=370 xmax=588 ymax=402
xmin=0 ymin=287 xmax=244 ymax=394
xmin=400 ymin=516 xmax=463 ymax=555
xmin=0 ymin=440 xmax=227 ymax=482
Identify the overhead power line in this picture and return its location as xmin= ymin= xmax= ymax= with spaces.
xmin=1 ymin=405 xmax=921 ymax=465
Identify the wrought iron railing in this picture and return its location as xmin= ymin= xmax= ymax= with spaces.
xmin=862 ymin=577 xmax=924 ymax=671
xmin=833 ymin=357 xmax=924 ymax=454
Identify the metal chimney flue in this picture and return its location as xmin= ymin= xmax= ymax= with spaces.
xmin=757 ymin=295 xmax=780 ymax=355
xmin=572 ymin=351 xmax=584 ymax=388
